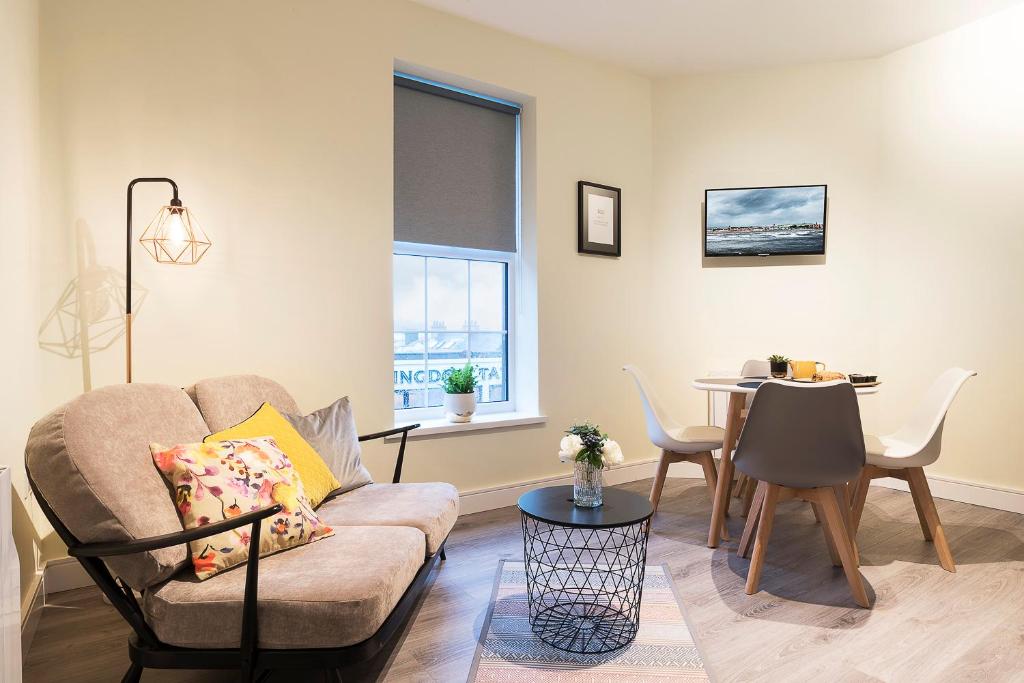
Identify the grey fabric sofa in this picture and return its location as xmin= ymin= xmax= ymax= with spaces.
xmin=25 ymin=375 xmax=458 ymax=681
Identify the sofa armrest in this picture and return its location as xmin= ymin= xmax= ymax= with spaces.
xmin=67 ymin=503 xmax=280 ymax=675
xmin=66 ymin=504 xmax=283 ymax=558
xmin=358 ymin=423 xmax=420 ymax=484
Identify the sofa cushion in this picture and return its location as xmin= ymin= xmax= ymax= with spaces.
xmin=25 ymin=384 xmax=207 ymax=590
xmin=151 ymin=437 xmax=335 ymax=580
xmin=316 ymin=483 xmax=458 ymax=555
xmin=143 ymin=525 xmax=425 ymax=649
xmin=206 ymin=403 xmax=340 ymax=508
xmin=192 ymin=375 xmax=300 ymax=433
xmin=283 ymin=397 xmax=372 ymax=496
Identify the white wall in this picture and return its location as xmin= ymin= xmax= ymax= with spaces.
xmin=875 ymin=4 xmax=1024 ymax=490
xmin=0 ymin=0 xmax=43 ymax=609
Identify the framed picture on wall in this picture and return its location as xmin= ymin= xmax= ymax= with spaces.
xmin=578 ymin=181 xmax=621 ymax=257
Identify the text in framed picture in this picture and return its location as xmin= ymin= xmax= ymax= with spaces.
xmin=578 ymin=181 xmax=621 ymax=257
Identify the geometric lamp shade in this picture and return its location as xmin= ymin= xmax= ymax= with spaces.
xmin=138 ymin=204 xmax=212 ymax=265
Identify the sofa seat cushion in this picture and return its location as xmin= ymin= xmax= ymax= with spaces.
xmin=143 ymin=525 xmax=425 ymax=649
xmin=317 ymin=483 xmax=458 ymax=555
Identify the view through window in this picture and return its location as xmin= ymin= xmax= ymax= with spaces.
xmin=393 ymin=249 xmax=510 ymax=411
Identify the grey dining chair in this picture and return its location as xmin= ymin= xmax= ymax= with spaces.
xmin=733 ymin=380 xmax=870 ymax=608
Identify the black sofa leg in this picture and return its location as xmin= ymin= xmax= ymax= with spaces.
xmin=439 ymin=547 xmax=446 ymax=561
xmin=121 ymin=663 xmax=143 ymax=683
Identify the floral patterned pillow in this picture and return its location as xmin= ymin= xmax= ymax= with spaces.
xmin=151 ymin=437 xmax=334 ymax=580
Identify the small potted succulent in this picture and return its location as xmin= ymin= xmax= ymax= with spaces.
xmin=443 ymin=362 xmax=478 ymax=423
xmin=768 ymin=354 xmax=790 ymax=379
xmin=559 ymin=422 xmax=624 ymax=507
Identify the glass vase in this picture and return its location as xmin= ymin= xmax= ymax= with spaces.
xmin=573 ymin=460 xmax=603 ymax=508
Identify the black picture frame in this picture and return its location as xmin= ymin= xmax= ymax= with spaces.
xmin=703 ymin=184 xmax=827 ymax=258
xmin=578 ymin=181 xmax=621 ymax=257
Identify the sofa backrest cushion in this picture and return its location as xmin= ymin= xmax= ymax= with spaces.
xmin=25 ymin=384 xmax=209 ymax=590
xmin=190 ymin=375 xmax=300 ymax=432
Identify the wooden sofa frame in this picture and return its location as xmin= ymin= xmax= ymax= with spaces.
xmin=27 ymin=422 xmax=448 ymax=682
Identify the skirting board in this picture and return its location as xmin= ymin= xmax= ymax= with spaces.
xmin=869 ymin=475 xmax=1024 ymax=515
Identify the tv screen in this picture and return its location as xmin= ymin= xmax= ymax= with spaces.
xmin=704 ymin=185 xmax=826 ymax=257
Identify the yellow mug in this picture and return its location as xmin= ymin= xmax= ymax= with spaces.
xmin=790 ymin=360 xmax=826 ymax=379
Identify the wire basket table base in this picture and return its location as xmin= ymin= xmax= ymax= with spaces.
xmin=521 ymin=514 xmax=651 ymax=654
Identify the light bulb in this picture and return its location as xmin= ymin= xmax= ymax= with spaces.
xmin=164 ymin=209 xmax=188 ymax=259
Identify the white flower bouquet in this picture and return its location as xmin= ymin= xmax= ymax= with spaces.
xmin=558 ymin=422 xmax=624 ymax=469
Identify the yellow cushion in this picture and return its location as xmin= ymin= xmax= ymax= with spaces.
xmin=206 ymin=403 xmax=340 ymax=507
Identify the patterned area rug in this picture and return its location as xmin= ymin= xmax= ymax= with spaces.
xmin=469 ymin=561 xmax=711 ymax=682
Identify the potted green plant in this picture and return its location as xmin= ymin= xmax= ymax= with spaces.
xmin=768 ymin=354 xmax=790 ymax=378
xmin=443 ymin=362 xmax=478 ymax=423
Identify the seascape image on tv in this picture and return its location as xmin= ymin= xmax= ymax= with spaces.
xmin=705 ymin=185 xmax=826 ymax=256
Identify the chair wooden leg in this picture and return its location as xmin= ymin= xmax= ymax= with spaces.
xmin=650 ymin=450 xmax=673 ymax=515
xmin=814 ymin=501 xmax=842 ymax=567
xmin=834 ymin=484 xmax=859 ymax=566
xmin=818 ymin=487 xmax=870 ymax=608
xmin=850 ymin=466 xmax=872 ymax=535
xmin=811 ymin=502 xmax=823 ymax=523
xmin=698 ymin=451 xmax=719 ymax=502
xmin=732 ymin=472 xmax=748 ymax=497
xmin=741 ymin=477 xmax=757 ymax=517
xmin=738 ymin=481 xmax=766 ymax=559
xmin=901 ymin=466 xmax=934 ymax=542
xmin=906 ymin=467 xmax=956 ymax=572
xmin=745 ymin=483 xmax=780 ymax=594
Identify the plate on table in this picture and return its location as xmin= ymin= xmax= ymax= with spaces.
xmin=851 ymin=381 xmax=882 ymax=387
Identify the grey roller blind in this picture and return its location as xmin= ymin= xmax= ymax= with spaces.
xmin=394 ymin=76 xmax=519 ymax=252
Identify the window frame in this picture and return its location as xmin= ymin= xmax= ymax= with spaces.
xmin=392 ymin=241 xmax=518 ymax=420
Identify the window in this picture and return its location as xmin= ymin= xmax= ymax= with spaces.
xmin=393 ymin=243 xmax=513 ymax=414
xmin=393 ymin=73 xmax=521 ymax=420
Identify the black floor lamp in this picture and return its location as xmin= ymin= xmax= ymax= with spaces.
xmin=125 ymin=177 xmax=211 ymax=383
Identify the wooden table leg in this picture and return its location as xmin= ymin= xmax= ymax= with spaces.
xmin=708 ymin=392 xmax=744 ymax=547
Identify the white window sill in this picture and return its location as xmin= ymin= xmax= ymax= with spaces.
xmin=387 ymin=412 xmax=547 ymax=440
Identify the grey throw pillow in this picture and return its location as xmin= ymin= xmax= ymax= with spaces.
xmin=283 ymin=397 xmax=372 ymax=495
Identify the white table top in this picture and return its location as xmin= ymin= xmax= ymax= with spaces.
xmin=692 ymin=377 xmax=880 ymax=395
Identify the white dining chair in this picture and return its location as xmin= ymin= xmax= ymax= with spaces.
xmin=623 ymin=365 xmax=725 ymax=516
xmin=740 ymin=359 xmax=771 ymax=378
xmin=850 ymin=367 xmax=976 ymax=572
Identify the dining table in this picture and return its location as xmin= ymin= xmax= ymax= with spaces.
xmin=692 ymin=377 xmax=880 ymax=548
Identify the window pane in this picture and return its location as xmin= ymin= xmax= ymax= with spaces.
xmin=426 ymin=257 xmax=468 ymax=332
xmin=426 ymin=332 xmax=469 ymax=407
xmin=469 ymin=261 xmax=506 ymax=331
xmin=394 ymin=333 xmax=426 ymax=409
xmin=471 ymin=332 xmax=507 ymax=403
xmin=393 ymin=255 xmax=425 ymax=332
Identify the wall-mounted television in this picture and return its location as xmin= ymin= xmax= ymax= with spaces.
xmin=704 ymin=184 xmax=827 ymax=257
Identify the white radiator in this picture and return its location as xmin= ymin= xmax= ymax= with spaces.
xmin=0 ymin=467 xmax=22 ymax=682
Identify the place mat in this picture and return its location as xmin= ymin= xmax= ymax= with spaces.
xmin=468 ymin=561 xmax=711 ymax=682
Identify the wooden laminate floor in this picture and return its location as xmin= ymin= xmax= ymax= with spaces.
xmin=23 ymin=479 xmax=1024 ymax=682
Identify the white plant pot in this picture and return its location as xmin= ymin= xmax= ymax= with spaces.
xmin=444 ymin=392 xmax=476 ymax=423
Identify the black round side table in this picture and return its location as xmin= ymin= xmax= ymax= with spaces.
xmin=517 ymin=485 xmax=654 ymax=654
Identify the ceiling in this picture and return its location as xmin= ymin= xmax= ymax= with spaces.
xmin=412 ymin=0 xmax=1022 ymax=76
